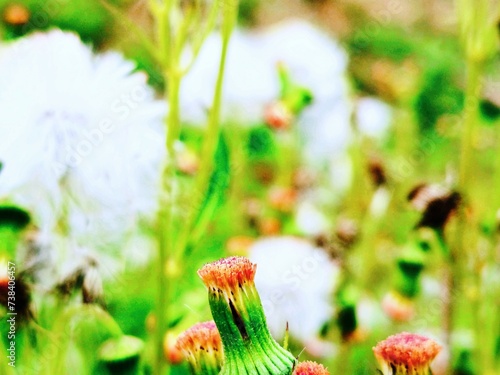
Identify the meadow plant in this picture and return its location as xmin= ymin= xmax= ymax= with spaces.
xmin=0 ymin=0 xmax=499 ymax=374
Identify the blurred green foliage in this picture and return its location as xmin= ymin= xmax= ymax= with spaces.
xmin=0 ymin=0 xmax=124 ymax=44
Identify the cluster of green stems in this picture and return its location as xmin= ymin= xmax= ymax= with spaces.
xmin=147 ymin=1 xmax=239 ymax=374
xmin=453 ymin=0 xmax=499 ymax=373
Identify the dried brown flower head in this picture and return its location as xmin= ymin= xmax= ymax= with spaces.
xmin=408 ymin=184 xmax=460 ymax=230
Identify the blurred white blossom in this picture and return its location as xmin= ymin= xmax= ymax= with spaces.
xmin=355 ymin=97 xmax=392 ymax=139
xmin=181 ymin=20 xmax=350 ymax=136
xmin=294 ymin=200 xmax=330 ymax=236
xmin=248 ymin=236 xmax=340 ymax=356
xmin=182 ymin=20 xmax=392 ymax=195
xmin=0 ymin=30 xmax=166 ymax=264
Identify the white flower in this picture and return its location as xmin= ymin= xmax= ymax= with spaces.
xmin=355 ymin=97 xmax=392 ymax=139
xmin=180 ymin=29 xmax=278 ymax=125
xmin=368 ymin=186 xmax=392 ymax=218
xmin=248 ymin=236 xmax=340 ymax=354
xmin=181 ymin=19 xmax=350 ymax=134
xmin=294 ymin=200 xmax=330 ymax=236
xmin=0 ymin=30 xmax=166 ymax=262
xmin=182 ymin=20 xmax=394 ymax=174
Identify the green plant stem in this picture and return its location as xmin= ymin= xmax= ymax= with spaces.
xmin=226 ymin=125 xmax=248 ymax=233
xmin=153 ymin=2 xmax=237 ymax=374
xmin=458 ymin=60 xmax=482 ymax=190
xmin=154 ymin=3 xmax=179 ymax=374
xmin=346 ymin=142 xmax=366 ymax=219
xmin=453 ymin=56 xmax=483 ymax=372
xmin=156 ymin=53 xmax=182 ymax=375
xmin=173 ymin=2 xmax=237 ymax=262
xmin=99 ymin=0 xmax=163 ymax=64
xmin=155 ymin=183 xmax=171 ymax=375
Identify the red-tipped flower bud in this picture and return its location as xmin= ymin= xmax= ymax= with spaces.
xmin=264 ymin=101 xmax=294 ymax=130
xmin=198 ymin=256 xmax=296 ymax=375
xmin=373 ymin=332 xmax=441 ymax=375
xmin=382 ymin=291 xmax=415 ymax=322
xmin=268 ymin=186 xmax=297 ymax=213
xmin=293 ymin=361 xmax=330 ymax=375
xmin=176 ymin=321 xmax=222 ymax=375
xmin=3 ymin=4 xmax=30 ymax=25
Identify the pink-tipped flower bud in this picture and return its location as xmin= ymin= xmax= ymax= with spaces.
xmin=175 ymin=321 xmax=222 ymax=375
xmin=264 ymin=101 xmax=294 ymax=130
xmin=373 ymin=332 xmax=441 ymax=375
xmin=198 ymin=256 xmax=296 ymax=375
xmin=382 ymin=291 xmax=415 ymax=322
xmin=293 ymin=361 xmax=330 ymax=375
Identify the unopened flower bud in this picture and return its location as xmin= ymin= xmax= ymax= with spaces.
xmin=0 ymin=205 xmax=31 ymax=258
xmin=176 ymin=321 xmax=223 ymax=375
xmin=293 ymin=361 xmax=330 ymax=375
xmin=264 ymin=101 xmax=294 ymax=130
xmin=394 ymin=241 xmax=426 ymax=299
xmin=373 ymin=332 xmax=441 ymax=375
xmin=277 ymin=63 xmax=313 ymax=114
xmin=99 ymin=335 xmax=144 ymax=375
xmin=176 ymin=147 xmax=200 ymax=175
xmin=198 ymin=256 xmax=296 ymax=374
xmin=268 ymin=186 xmax=297 ymax=213
xmin=164 ymin=332 xmax=184 ymax=364
xmin=382 ymin=291 xmax=415 ymax=322
xmin=0 ymin=205 xmax=30 ymax=229
xmin=258 ymin=217 xmax=282 ymax=236
xmin=336 ymin=284 xmax=360 ymax=340
xmin=3 ymin=4 xmax=30 ymax=25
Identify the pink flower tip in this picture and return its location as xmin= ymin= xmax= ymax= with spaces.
xmin=175 ymin=321 xmax=221 ymax=354
xmin=293 ymin=361 xmax=330 ymax=375
xmin=197 ymin=256 xmax=257 ymax=290
xmin=373 ymin=332 xmax=441 ymax=369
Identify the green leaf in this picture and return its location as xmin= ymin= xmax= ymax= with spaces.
xmin=189 ymin=134 xmax=231 ymax=249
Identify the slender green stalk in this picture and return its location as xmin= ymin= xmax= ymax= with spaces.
xmin=225 ymin=125 xmax=248 ymax=234
xmin=453 ymin=1 xmax=499 ymax=369
xmin=346 ymin=114 xmax=366 ymax=219
xmin=152 ymin=2 xmax=238 ymax=374
xmin=173 ymin=0 xmax=238 ymax=262
xmin=154 ymin=2 xmax=178 ymax=373
xmin=454 ymin=0 xmax=497 ymax=367
xmin=99 ymin=0 xmax=163 ymax=64
xmin=458 ymin=60 xmax=482 ymax=190
xmin=452 ymin=58 xmax=483 ymax=375
xmin=155 ymin=186 xmax=171 ymax=375
xmin=154 ymin=56 xmax=182 ymax=375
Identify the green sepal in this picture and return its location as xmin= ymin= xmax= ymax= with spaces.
xmin=98 ymin=335 xmax=144 ymax=375
xmin=208 ymin=285 xmax=295 ymax=375
xmin=277 ymin=64 xmax=313 ymax=115
xmin=394 ymin=241 xmax=426 ymax=298
xmin=335 ymin=283 xmax=360 ymax=338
